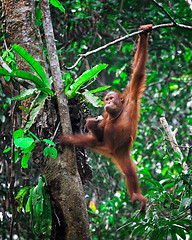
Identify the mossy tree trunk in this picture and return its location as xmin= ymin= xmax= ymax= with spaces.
xmin=2 ymin=0 xmax=91 ymax=239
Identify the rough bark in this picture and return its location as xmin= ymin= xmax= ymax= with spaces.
xmin=39 ymin=0 xmax=91 ymax=238
xmin=3 ymin=0 xmax=91 ymax=239
xmin=2 ymin=0 xmax=46 ymax=119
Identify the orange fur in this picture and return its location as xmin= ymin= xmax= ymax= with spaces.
xmin=60 ymin=24 xmax=153 ymax=211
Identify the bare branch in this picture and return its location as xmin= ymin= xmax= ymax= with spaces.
xmin=64 ymin=22 xmax=192 ymax=70
xmin=160 ymin=117 xmax=188 ymax=170
xmin=151 ymin=0 xmax=177 ymax=25
xmin=185 ymin=0 xmax=192 ymax=10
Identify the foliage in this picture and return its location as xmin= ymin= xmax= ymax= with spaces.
xmin=0 ymin=44 xmax=54 ymax=130
xmin=67 ymin=64 xmax=108 ymax=98
xmin=88 ymin=154 xmax=192 ymax=239
xmin=49 ymin=0 xmax=65 ymax=13
xmin=1 ymin=0 xmax=192 ymax=239
xmin=124 ymin=163 xmax=192 ymax=240
xmin=64 ymin=63 xmax=109 ymax=107
xmin=0 ymin=44 xmax=53 ymax=96
xmin=88 ymin=191 xmax=131 ymax=239
xmin=3 ymin=129 xmax=57 ymax=168
xmin=15 ymin=175 xmax=52 ymax=239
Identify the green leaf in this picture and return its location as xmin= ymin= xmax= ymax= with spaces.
xmin=11 ymin=88 xmax=38 ymax=101
xmin=21 ymin=153 xmax=30 ymax=168
xmin=82 ymin=90 xmax=103 ymax=107
xmin=18 ymin=106 xmax=30 ymax=114
xmin=108 ymin=215 xmax=114 ymax=226
xmin=169 ymin=84 xmax=178 ymax=91
xmin=14 ymin=150 xmax=19 ymax=162
xmin=15 ymin=186 xmax=31 ymax=200
xmin=174 ymin=151 xmax=181 ymax=159
xmin=113 ymin=79 xmax=120 ymax=84
xmin=64 ymin=77 xmax=73 ymax=95
xmin=25 ymin=187 xmax=34 ymax=213
xmin=36 ymin=177 xmax=44 ymax=217
xmin=43 ymin=139 xmax=56 ymax=146
xmin=41 ymin=187 xmax=52 ymax=237
xmin=172 ymin=226 xmax=186 ymax=240
xmin=43 ymin=147 xmax=57 ymax=160
xmin=14 ymin=137 xmax=34 ymax=149
xmin=68 ymin=64 xmax=108 ymax=99
xmin=13 ymin=129 xmax=25 ymax=140
xmin=0 ymin=68 xmax=53 ymax=95
xmin=37 ymin=177 xmax=43 ymax=194
xmin=48 ymin=147 xmax=57 ymax=160
xmin=23 ymin=142 xmax=36 ymax=154
xmin=90 ymin=85 xmax=111 ymax=94
xmin=49 ymin=0 xmax=65 ymax=12
xmin=164 ymin=182 xmax=175 ymax=189
xmin=161 ymin=166 xmax=169 ymax=176
xmin=32 ymin=186 xmax=38 ymax=221
xmin=3 ymin=147 xmax=12 ymax=153
xmin=15 ymin=186 xmax=31 ymax=212
xmin=138 ymin=168 xmax=152 ymax=178
xmin=25 ymin=93 xmax=47 ymax=130
xmin=13 ymin=44 xmax=50 ymax=87
xmin=38 ymin=87 xmax=54 ymax=96
xmin=132 ymin=224 xmax=146 ymax=236
xmin=28 ymin=130 xmax=40 ymax=141
xmin=0 ymin=68 xmax=44 ymax=88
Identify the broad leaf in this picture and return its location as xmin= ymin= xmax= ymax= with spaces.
xmin=43 ymin=147 xmax=57 ymax=160
xmin=68 ymin=64 xmax=108 ymax=99
xmin=25 ymin=187 xmax=34 ymax=213
xmin=15 ymin=186 xmax=31 ymax=212
xmin=14 ymin=137 xmax=34 ymax=149
xmin=49 ymin=0 xmax=65 ymax=12
xmin=0 ymin=68 xmax=44 ymax=88
xmin=43 ymin=139 xmax=56 ymax=146
xmin=23 ymin=142 xmax=36 ymax=154
xmin=13 ymin=44 xmax=50 ymax=87
xmin=36 ymin=177 xmax=44 ymax=217
xmin=3 ymin=147 xmax=12 ymax=153
xmin=82 ymin=90 xmax=103 ymax=107
xmin=26 ymin=93 xmax=47 ymax=130
xmin=0 ymin=68 xmax=53 ymax=96
xmin=90 ymin=85 xmax=111 ymax=94
xmin=15 ymin=186 xmax=31 ymax=200
xmin=12 ymin=88 xmax=38 ymax=101
xmin=13 ymin=129 xmax=25 ymax=140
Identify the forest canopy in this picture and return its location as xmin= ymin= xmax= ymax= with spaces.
xmin=0 ymin=0 xmax=192 ymax=239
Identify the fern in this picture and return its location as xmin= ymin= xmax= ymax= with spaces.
xmin=12 ymin=89 xmax=38 ymax=101
xmin=13 ymin=44 xmax=50 ymax=88
xmin=90 ymin=85 xmax=111 ymax=94
xmin=82 ymin=90 xmax=103 ymax=108
xmin=68 ymin=64 xmax=108 ymax=99
xmin=25 ymin=93 xmax=48 ymax=130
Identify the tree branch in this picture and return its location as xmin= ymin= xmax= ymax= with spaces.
xmin=151 ymin=0 xmax=177 ymax=25
xmin=185 ymin=0 xmax=192 ymax=10
xmin=63 ymin=22 xmax=192 ymax=70
xmin=40 ymin=0 xmax=72 ymax=135
xmin=160 ymin=117 xmax=188 ymax=170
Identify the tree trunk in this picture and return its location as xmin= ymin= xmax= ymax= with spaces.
xmin=2 ymin=0 xmax=91 ymax=239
